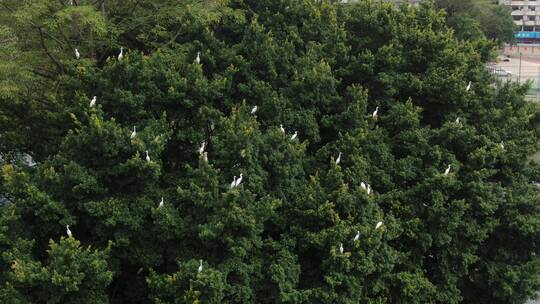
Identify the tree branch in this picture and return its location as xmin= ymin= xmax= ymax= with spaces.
xmin=29 ymin=68 xmax=56 ymax=80
xmin=37 ymin=27 xmax=64 ymax=73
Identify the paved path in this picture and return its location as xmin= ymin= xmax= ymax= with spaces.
xmin=494 ymin=57 xmax=540 ymax=86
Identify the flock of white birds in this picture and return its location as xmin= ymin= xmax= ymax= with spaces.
xmin=66 ymin=47 xmax=480 ymax=273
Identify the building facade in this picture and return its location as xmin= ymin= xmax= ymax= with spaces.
xmin=499 ymin=0 xmax=540 ymax=43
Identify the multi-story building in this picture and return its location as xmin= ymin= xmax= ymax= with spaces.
xmin=499 ymin=0 xmax=540 ymax=43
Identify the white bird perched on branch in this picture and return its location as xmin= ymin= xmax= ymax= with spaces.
xmin=339 ymin=243 xmax=344 ymax=254
xmin=75 ymin=48 xmax=80 ymax=59
xmin=251 ymin=106 xmax=258 ymax=114
xmin=230 ymin=176 xmax=237 ymax=188
xmin=145 ymin=150 xmax=150 ymax=162
xmin=353 ymin=231 xmax=360 ymax=242
xmin=198 ymin=260 xmax=203 ymax=273
xmin=372 ymin=106 xmax=379 ymax=118
xmin=375 ymin=221 xmax=384 ymax=230
xmin=290 ymin=131 xmax=298 ymax=140
xmin=280 ymin=124 xmax=285 ymax=134
xmin=455 ymin=117 xmax=461 ymax=124
xmin=444 ymin=164 xmax=451 ymax=176
xmin=130 ymin=126 xmax=136 ymax=139
xmin=158 ymin=197 xmax=164 ymax=208
xmin=335 ymin=152 xmax=342 ymax=165
xmin=499 ymin=142 xmax=505 ymax=149
xmin=466 ymin=81 xmax=472 ymax=91
xmin=89 ymin=96 xmax=97 ymax=107
xmin=235 ymin=173 xmax=243 ymax=187
xmin=360 ymin=182 xmax=367 ymax=191
xmin=202 ymin=152 xmax=208 ymax=163
xmin=366 ymin=184 xmax=372 ymax=195
xmin=118 ymin=47 xmax=124 ymax=60
xmin=66 ymin=225 xmax=72 ymax=238
xmin=196 ymin=51 xmax=201 ymax=64
xmin=198 ymin=141 xmax=206 ymax=155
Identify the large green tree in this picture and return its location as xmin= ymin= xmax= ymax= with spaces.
xmin=1 ymin=0 xmax=539 ymax=303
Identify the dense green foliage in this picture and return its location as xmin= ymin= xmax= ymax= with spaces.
xmin=435 ymin=0 xmax=516 ymax=43
xmin=1 ymin=0 xmax=539 ymax=303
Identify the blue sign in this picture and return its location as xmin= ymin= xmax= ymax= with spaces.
xmin=516 ymin=31 xmax=540 ymax=39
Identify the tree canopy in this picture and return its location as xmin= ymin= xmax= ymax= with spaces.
xmin=0 ymin=0 xmax=539 ymax=303
xmin=435 ymin=0 xmax=516 ymax=43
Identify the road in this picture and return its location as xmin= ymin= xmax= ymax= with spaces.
xmin=494 ymin=56 xmax=540 ymax=85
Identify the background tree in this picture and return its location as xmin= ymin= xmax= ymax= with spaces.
xmin=435 ymin=0 xmax=516 ymax=44
xmin=0 ymin=0 xmax=539 ymax=303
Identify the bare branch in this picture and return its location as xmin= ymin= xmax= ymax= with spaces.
xmin=37 ymin=27 xmax=64 ymax=73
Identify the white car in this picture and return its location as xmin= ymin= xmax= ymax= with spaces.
xmin=493 ymin=69 xmax=513 ymax=77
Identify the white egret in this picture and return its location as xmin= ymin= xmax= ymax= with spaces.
xmin=203 ymin=152 xmax=208 ymax=163
xmin=158 ymin=197 xmax=164 ymax=208
xmin=130 ymin=126 xmax=136 ymax=139
xmin=372 ymin=106 xmax=379 ymax=118
xmin=235 ymin=173 xmax=243 ymax=187
xmin=500 ymin=142 xmax=505 ymax=149
xmin=455 ymin=117 xmax=461 ymax=124
xmin=251 ymin=106 xmax=258 ymax=114
xmin=353 ymin=231 xmax=360 ymax=242
xmin=196 ymin=51 xmax=201 ymax=64
xmin=145 ymin=150 xmax=150 ymax=162
xmin=360 ymin=182 xmax=367 ymax=191
xmin=280 ymin=124 xmax=285 ymax=134
xmin=198 ymin=141 xmax=206 ymax=155
xmin=66 ymin=225 xmax=72 ymax=238
xmin=118 ymin=47 xmax=124 ymax=60
xmin=290 ymin=131 xmax=298 ymax=140
xmin=89 ymin=96 xmax=97 ymax=107
xmin=335 ymin=152 xmax=342 ymax=165
xmin=375 ymin=221 xmax=384 ymax=230
xmin=339 ymin=243 xmax=344 ymax=254
xmin=230 ymin=176 xmax=237 ymax=188
xmin=466 ymin=81 xmax=472 ymax=91
xmin=367 ymin=184 xmax=372 ymax=195
xmin=198 ymin=259 xmax=203 ymax=273
xmin=444 ymin=164 xmax=451 ymax=176
xmin=75 ymin=48 xmax=80 ymax=59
